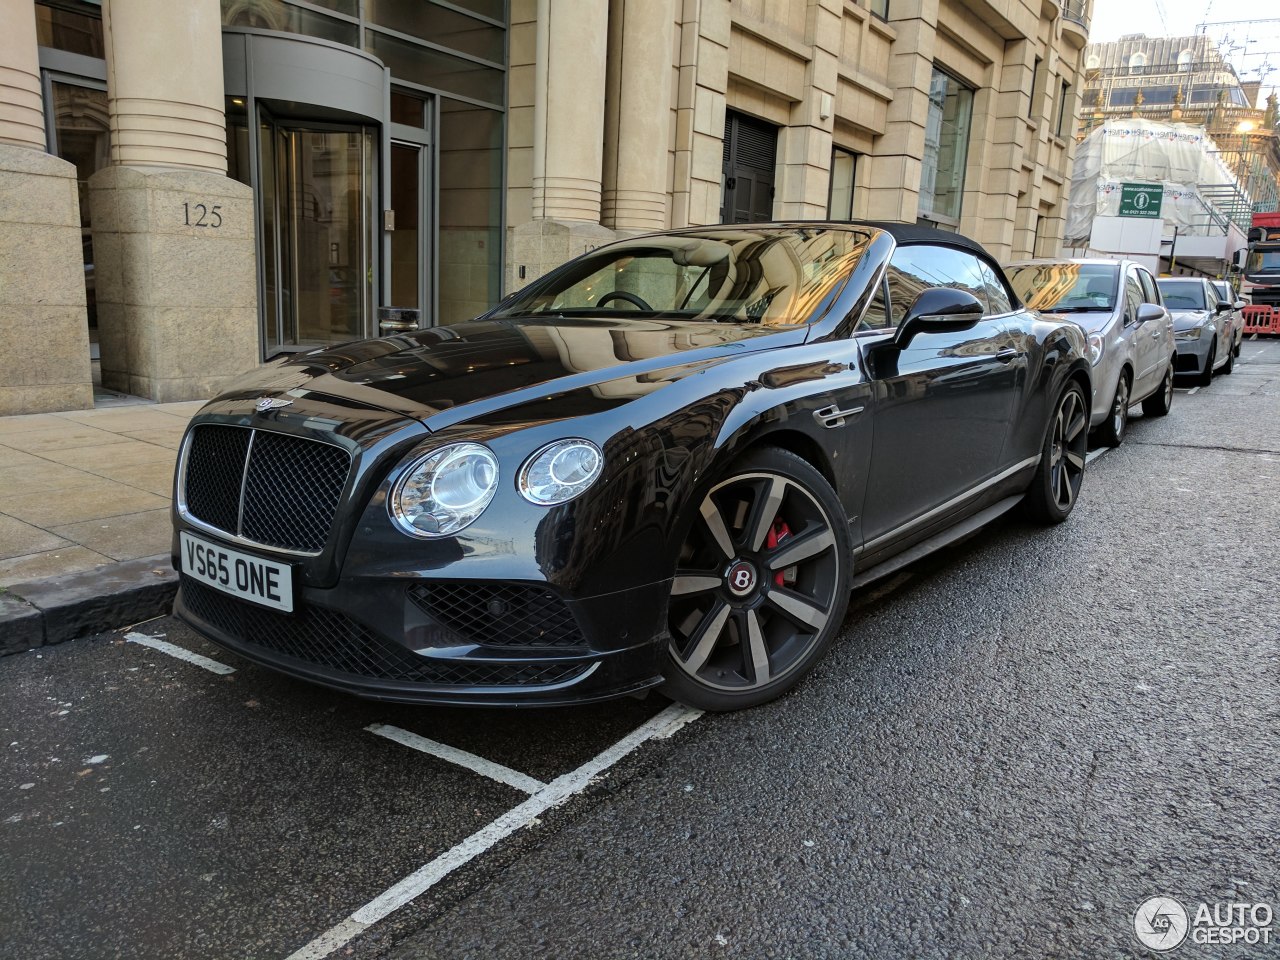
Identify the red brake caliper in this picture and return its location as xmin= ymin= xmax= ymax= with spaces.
xmin=766 ymin=517 xmax=792 ymax=586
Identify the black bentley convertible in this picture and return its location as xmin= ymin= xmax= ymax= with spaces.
xmin=172 ymin=223 xmax=1091 ymax=710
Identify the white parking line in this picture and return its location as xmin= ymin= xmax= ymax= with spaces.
xmin=1187 ymin=386 xmax=1200 ymax=395
xmin=365 ymin=724 xmax=547 ymax=795
xmin=124 ymin=632 xmax=236 ymax=675
xmin=286 ymin=703 xmax=702 ymax=960
xmin=1086 ymin=448 xmax=1108 ymax=465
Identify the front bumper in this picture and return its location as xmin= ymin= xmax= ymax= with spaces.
xmin=1174 ymin=335 xmax=1211 ymax=373
xmin=173 ymin=571 xmax=670 ymax=707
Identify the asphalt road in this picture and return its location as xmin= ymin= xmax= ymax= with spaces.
xmin=4 ymin=339 xmax=1279 ymax=960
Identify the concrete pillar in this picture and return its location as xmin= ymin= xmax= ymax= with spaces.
xmin=601 ymin=0 xmax=674 ymax=231
xmin=103 ymin=0 xmax=227 ymax=172
xmin=776 ymin=0 xmax=841 ymax=220
xmin=531 ymin=0 xmax=608 ymax=222
xmin=0 ymin=0 xmax=94 ymax=414
xmin=509 ymin=0 xmax=615 ymax=291
xmin=90 ymin=0 xmax=257 ymax=402
xmin=0 ymin=0 xmax=45 ymax=149
xmin=672 ymin=0 xmax=730 ymax=227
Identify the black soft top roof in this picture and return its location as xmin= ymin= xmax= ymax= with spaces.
xmin=849 ymin=220 xmax=996 ymax=259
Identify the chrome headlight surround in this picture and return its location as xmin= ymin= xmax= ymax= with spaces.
xmin=389 ymin=441 xmax=499 ymax=539
xmin=517 ymin=439 xmax=604 ymax=506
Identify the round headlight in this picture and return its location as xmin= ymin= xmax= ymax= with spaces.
xmin=518 ymin=439 xmax=603 ymax=506
xmin=390 ymin=442 xmax=498 ymax=538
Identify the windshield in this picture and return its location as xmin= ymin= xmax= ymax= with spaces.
xmin=1157 ymin=280 xmax=1206 ymax=310
xmin=1006 ymin=262 xmax=1118 ymax=312
xmin=1245 ymin=249 xmax=1280 ymax=275
xmin=490 ymin=228 xmax=872 ymax=326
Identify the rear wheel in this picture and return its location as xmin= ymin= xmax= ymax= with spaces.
xmin=1198 ymin=344 xmax=1215 ymax=386
xmin=1023 ymin=381 xmax=1088 ymax=525
xmin=1142 ymin=364 xmax=1174 ymax=417
xmin=1094 ymin=372 xmax=1130 ymax=448
xmin=662 ymin=447 xmax=851 ymax=711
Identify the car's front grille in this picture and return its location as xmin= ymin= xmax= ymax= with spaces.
xmin=182 ymin=425 xmax=351 ymax=553
xmin=1175 ymin=352 xmax=1201 ymax=371
xmin=179 ymin=577 xmax=591 ymax=687
xmin=408 ymin=582 xmax=586 ymax=648
xmin=1250 ymin=288 xmax=1280 ymax=308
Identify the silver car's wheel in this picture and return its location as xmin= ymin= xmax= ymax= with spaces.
xmin=663 ymin=448 xmax=850 ymax=710
xmin=1095 ymin=373 xmax=1129 ymax=448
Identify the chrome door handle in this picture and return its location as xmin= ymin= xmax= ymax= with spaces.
xmin=814 ymin=404 xmax=864 ymax=428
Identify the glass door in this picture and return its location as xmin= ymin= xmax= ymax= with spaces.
xmin=256 ymin=109 xmax=377 ymax=357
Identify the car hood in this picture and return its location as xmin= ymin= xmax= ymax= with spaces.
xmin=1041 ymin=308 xmax=1115 ymax=333
xmin=218 ymin=315 xmax=800 ymax=430
xmin=1168 ymin=309 xmax=1212 ymax=332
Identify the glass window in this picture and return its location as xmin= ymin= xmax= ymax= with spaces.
xmin=35 ymin=2 xmax=103 ymax=57
xmin=1138 ymin=269 xmax=1159 ymax=304
xmin=366 ymin=0 xmax=504 ymax=63
xmin=390 ymin=90 xmax=427 ymax=127
xmin=492 ymin=228 xmax=873 ymax=327
xmin=438 ymin=99 xmax=504 ymax=324
xmin=442 ymin=0 xmax=504 ymax=20
xmin=1129 ymin=52 xmax=1147 ymax=74
xmin=365 ymin=30 xmax=504 ymax=106
xmin=1028 ymin=58 xmax=1041 ymax=119
xmin=1123 ymin=275 xmax=1142 ymax=323
xmin=919 ymin=67 xmax=973 ymax=223
xmin=980 ymin=261 xmax=1014 ymax=315
xmin=1055 ymin=81 xmax=1072 ymax=138
xmin=1008 ymin=262 xmax=1118 ymax=312
xmin=857 ymin=276 xmax=890 ymax=331
xmin=868 ymin=0 xmax=888 ymax=19
xmin=886 ymin=244 xmax=990 ymax=325
xmin=221 ymin=0 xmax=358 ymax=45
xmin=1156 ymin=279 xmax=1207 ymax=310
xmin=828 ymin=149 xmax=856 ymax=220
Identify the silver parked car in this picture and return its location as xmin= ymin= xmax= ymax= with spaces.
xmin=1157 ymin=276 xmax=1236 ymax=385
xmin=1008 ymin=258 xmax=1175 ymax=446
xmin=1210 ymin=279 xmax=1245 ymax=359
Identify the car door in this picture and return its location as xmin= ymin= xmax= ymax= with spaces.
xmin=1203 ymin=281 xmax=1230 ymax=362
xmin=1117 ymin=269 xmax=1151 ymax=391
xmin=1135 ymin=267 xmax=1171 ymax=391
xmin=858 ymin=243 xmax=1021 ymax=548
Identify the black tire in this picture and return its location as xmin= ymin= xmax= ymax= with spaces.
xmin=1094 ymin=372 xmax=1130 ymax=448
xmin=1198 ymin=344 xmax=1215 ymax=386
xmin=1024 ymin=381 xmax=1089 ymax=525
xmin=661 ymin=446 xmax=852 ymax=711
xmin=1222 ymin=346 xmax=1235 ymax=374
xmin=1142 ymin=363 xmax=1174 ymax=417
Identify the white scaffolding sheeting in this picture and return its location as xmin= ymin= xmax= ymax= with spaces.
xmin=1065 ymin=119 xmax=1243 ymax=242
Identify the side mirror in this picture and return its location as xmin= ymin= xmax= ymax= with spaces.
xmin=1136 ymin=303 xmax=1164 ymax=324
xmin=892 ymin=288 xmax=984 ymax=349
xmin=1214 ymin=300 xmax=1233 ymax=314
xmin=1234 ymin=300 xmax=1246 ymax=311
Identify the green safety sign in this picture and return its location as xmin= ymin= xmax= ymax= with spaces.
xmin=1119 ymin=183 xmax=1164 ymax=218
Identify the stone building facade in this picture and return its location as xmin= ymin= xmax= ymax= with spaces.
xmin=1 ymin=0 xmax=1088 ymax=415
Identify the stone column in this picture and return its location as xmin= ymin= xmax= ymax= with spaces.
xmin=509 ymin=0 xmax=614 ymax=289
xmin=601 ymin=0 xmax=674 ymax=232
xmin=0 ymin=0 xmax=94 ymax=413
xmin=775 ymin=0 xmax=841 ymax=220
xmin=672 ymin=0 xmax=730 ymax=227
xmin=89 ymin=0 xmax=257 ymax=402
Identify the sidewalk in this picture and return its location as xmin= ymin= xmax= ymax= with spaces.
xmin=0 ymin=400 xmax=199 ymax=586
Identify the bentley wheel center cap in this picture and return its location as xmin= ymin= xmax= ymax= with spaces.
xmin=726 ymin=559 xmax=758 ymax=597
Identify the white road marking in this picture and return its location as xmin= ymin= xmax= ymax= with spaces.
xmin=124 ymin=632 xmax=235 ymax=675
xmin=365 ymin=724 xmax=546 ymax=795
xmin=1085 ymin=448 xmax=1108 ymax=465
xmin=286 ymin=703 xmax=702 ymax=960
xmin=1187 ymin=386 xmax=1200 ymax=395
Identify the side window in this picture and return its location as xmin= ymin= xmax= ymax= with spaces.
xmin=886 ymin=244 xmax=991 ymax=325
xmin=1137 ymin=269 xmax=1160 ymax=304
xmin=857 ymin=275 xmax=890 ymax=331
xmin=1124 ymin=274 xmax=1142 ymax=323
xmin=979 ymin=260 xmax=1014 ymax=315
xmin=1204 ymin=282 xmax=1219 ymax=308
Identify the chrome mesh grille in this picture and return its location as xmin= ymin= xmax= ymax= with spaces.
xmin=183 ymin=425 xmax=351 ymax=553
xmin=179 ymin=577 xmax=591 ymax=687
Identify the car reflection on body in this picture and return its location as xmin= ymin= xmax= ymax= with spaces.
xmin=1158 ymin=276 xmax=1237 ymax=386
xmin=1007 ymin=258 xmax=1175 ymax=447
xmin=171 ymin=223 xmax=1091 ymax=712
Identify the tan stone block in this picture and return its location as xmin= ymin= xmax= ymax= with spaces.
xmin=38 ymin=438 xmax=177 ymax=469
xmin=0 ymin=423 xmax=125 ymax=454
xmin=0 ymin=164 xmax=79 ymax=227
xmin=50 ymin=507 xmax=173 ymax=562
xmin=0 ymin=223 xmax=88 ymax=308
xmin=0 ymin=476 xmax=168 ymax=526
xmin=78 ymin=459 xmax=179 ymax=497
xmin=0 ymin=512 xmax=72 ymax=561
xmin=0 ymin=383 xmax=93 ymax=416
xmin=146 ymin=233 xmax=257 ymax=310
xmin=0 ymin=545 xmax=113 ymax=588
xmin=150 ymin=306 xmax=258 ymax=379
xmin=0 ymin=414 xmax=67 ymax=437
xmin=0 ymin=460 xmax=110 ymax=497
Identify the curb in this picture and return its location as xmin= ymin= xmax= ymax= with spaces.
xmin=1 ymin=554 xmax=177 ymax=655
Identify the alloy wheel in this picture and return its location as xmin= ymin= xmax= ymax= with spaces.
xmin=1049 ymin=388 xmax=1088 ymax=511
xmin=1111 ymin=377 xmax=1130 ymax=438
xmin=668 ymin=472 xmax=841 ymax=692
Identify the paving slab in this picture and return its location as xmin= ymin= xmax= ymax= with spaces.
xmin=50 ymin=509 xmax=174 ymax=563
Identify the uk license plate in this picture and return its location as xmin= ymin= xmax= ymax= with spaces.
xmin=180 ymin=531 xmax=294 ymax=613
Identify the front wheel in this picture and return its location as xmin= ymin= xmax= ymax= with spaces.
xmin=1142 ymin=364 xmax=1174 ymax=417
xmin=1222 ymin=346 xmax=1235 ymax=374
xmin=661 ymin=447 xmax=852 ymax=711
xmin=1023 ymin=381 xmax=1089 ymax=525
xmin=1094 ymin=373 xmax=1130 ymax=448
xmin=1198 ymin=344 xmax=1215 ymax=386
